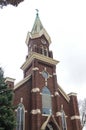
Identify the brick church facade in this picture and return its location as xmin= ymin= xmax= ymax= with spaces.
xmin=6 ymin=12 xmax=82 ymax=130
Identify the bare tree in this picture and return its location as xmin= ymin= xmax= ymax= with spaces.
xmin=79 ymin=98 xmax=86 ymax=129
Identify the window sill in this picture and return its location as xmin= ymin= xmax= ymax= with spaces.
xmin=42 ymin=114 xmax=50 ymax=116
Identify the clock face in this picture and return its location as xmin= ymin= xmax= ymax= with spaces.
xmin=41 ymin=39 xmax=47 ymax=44
xmin=42 ymin=71 xmax=48 ymax=79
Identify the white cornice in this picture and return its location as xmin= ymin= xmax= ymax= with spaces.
xmin=21 ymin=52 xmax=59 ymax=71
xmin=5 ymin=77 xmax=15 ymax=83
xmin=14 ymin=74 xmax=31 ymax=90
xmin=68 ymin=92 xmax=77 ymax=97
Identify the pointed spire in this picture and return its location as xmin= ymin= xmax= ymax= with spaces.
xmin=31 ymin=10 xmax=44 ymax=34
xmin=25 ymin=10 xmax=51 ymax=45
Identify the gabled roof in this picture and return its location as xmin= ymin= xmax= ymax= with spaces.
xmin=25 ymin=12 xmax=51 ymax=45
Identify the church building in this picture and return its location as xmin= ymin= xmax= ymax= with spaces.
xmin=6 ymin=12 xmax=82 ymax=130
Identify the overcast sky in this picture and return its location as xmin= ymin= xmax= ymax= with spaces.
xmin=0 ymin=0 xmax=86 ymax=100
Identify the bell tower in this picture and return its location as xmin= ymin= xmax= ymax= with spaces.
xmin=21 ymin=11 xmax=58 ymax=78
xmin=14 ymin=11 xmax=82 ymax=130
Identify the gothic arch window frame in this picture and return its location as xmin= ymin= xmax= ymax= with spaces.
xmin=16 ymin=103 xmax=25 ymax=130
xmin=61 ymin=109 xmax=67 ymax=130
xmin=41 ymin=86 xmax=52 ymax=115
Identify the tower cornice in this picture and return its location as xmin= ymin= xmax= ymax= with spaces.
xmin=21 ymin=52 xmax=59 ymax=71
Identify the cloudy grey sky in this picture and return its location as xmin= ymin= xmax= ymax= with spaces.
xmin=0 ymin=0 xmax=86 ymax=100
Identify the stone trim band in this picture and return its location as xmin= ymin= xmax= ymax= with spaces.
xmin=71 ymin=115 xmax=80 ymax=120
xmin=31 ymin=88 xmax=40 ymax=92
xmin=31 ymin=109 xmax=41 ymax=114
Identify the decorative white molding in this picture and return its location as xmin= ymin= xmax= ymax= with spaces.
xmin=45 ymin=81 xmax=47 ymax=86
xmin=55 ymin=91 xmax=59 ymax=96
xmin=20 ymin=97 xmax=23 ymax=103
xmin=56 ymin=111 xmax=67 ymax=118
xmin=32 ymin=67 xmax=39 ymax=71
xmin=56 ymin=112 xmax=62 ymax=117
xmin=25 ymin=110 xmax=28 ymax=113
xmin=31 ymin=109 xmax=41 ymax=114
xmin=15 ymin=109 xmax=17 ymax=112
xmin=39 ymin=72 xmax=42 ymax=74
xmin=44 ymin=67 xmax=47 ymax=71
xmin=31 ymin=88 xmax=40 ymax=92
xmin=49 ymin=74 xmax=52 ymax=78
xmin=71 ymin=115 xmax=80 ymax=120
xmin=53 ymin=73 xmax=56 ymax=76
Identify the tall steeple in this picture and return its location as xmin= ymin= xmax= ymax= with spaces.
xmin=14 ymin=12 xmax=82 ymax=130
xmin=26 ymin=11 xmax=51 ymax=45
xmin=21 ymin=11 xmax=58 ymax=74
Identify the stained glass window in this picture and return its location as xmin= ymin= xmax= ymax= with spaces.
xmin=42 ymin=87 xmax=52 ymax=115
xmin=16 ymin=103 xmax=25 ymax=130
xmin=61 ymin=110 xmax=67 ymax=130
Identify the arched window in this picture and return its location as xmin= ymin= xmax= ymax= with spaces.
xmin=39 ymin=45 xmax=43 ymax=54
xmin=16 ymin=103 xmax=25 ymax=130
xmin=61 ymin=110 xmax=67 ymax=130
xmin=42 ymin=87 xmax=52 ymax=115
xmin=44 ymin=47 xmax=48 ymax=56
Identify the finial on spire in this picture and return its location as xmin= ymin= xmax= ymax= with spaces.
xmin=35 ymin=9 xmax=39 ymax=17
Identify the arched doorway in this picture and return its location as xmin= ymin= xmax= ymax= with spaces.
xmin=45 ymin=121 xmax=58 ymax=130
